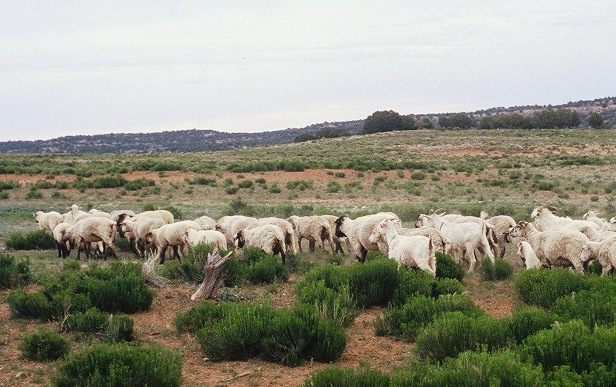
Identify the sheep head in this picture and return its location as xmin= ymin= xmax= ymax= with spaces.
xmin=334 ymin=216 xmax=348 ymax=238
xmin=234 ymin=230 xmax=246 ymax=248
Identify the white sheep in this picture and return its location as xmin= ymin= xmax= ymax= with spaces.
xmin=369 ymin=218 xmax=436 ymax=276
xmin=33 ymin=210 xmax=64 ymax=233
xmin=52 ymin=222 xmax=72 ymax=258
xmin=287 ymin=215 xmax=335 ymax=254
xmin=532 ymin=206 xmax=600 ymax=240
xmin=215 ymin=215 xmax=258 ymax=245
xmin=579 ymin=237 xmax=616 ymax=275
xmin=121 ymin=217 xmax=167 ymax=257
xmin=509 ymin=221 xmax=588 ymax=273
xmin=255 ymin=217 xmax=299 ymax=255
xmin=322 ymin=214 xmax=347 ymax=254
xmin=334 ymin=212 xmax=401 ymax=262
xmin=486 ymin=215 xmax=517 ymax=258
xmin=516 ymin=241 xmax=542 ymax=269
xmin=583 ymin=210 xmax=610 ymax=230
xmin=66 ymin=217 xmax=117 ymax=260
xmin=367 ymin=217 xmax=450 ymax=255
xmin=194 ymin=215 xmax=217 ymax=230
xmin=234 ymin=224 xmax=287 ymax=263
xmin=146 ymin=220 xmax=202 ymax=264
xmin=415 ymin=212 xmax=494 ymax=272
xmin=184 ymin=228 xmax=228 ymax=251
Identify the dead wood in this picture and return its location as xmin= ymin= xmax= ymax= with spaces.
xmin=191 ymin=249 xmax=233 ymax=300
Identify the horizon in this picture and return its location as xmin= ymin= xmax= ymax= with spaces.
xmin=2 ymin=2 xmax=615 ymax=142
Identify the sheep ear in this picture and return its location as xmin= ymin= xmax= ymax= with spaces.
xmin=547 ymin=205 xmax=559 ymax=212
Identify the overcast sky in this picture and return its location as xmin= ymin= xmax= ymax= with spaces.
xmin=1 ymin=1 xmax=615 ymax=141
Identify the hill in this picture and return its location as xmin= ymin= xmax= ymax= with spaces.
xmin=0 ymin=97 xmax=614 ymax=154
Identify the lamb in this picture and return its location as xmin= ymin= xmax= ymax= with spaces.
xmin=121 ymin=217 xmax=167 ymax=257
xmin=369 ymin=218 xmax=436 ymax=276
xmin=531 ymin=206 xmax=600 ymax=240
xmin=486 ymin=215 xmax=517 ymax=258
xmin=516 ymin=241 xmax=542 ymax=269
xmin=65 ymin=217 xmax=118 ymax=260
xmin=415 ymin=212 xmax=494 ymax=272
xmin=322 ymin=214 xmax=347 ymax=254
xmin=33 ymin=210 xmax=64 ymax=233
xmin=509 ymin=221 xmax=588 ymax=273
xmin=579 ymin=237 xmax=616 ymax=275
xmin=287 ymin=215 xmax=335 ymax=254
xmin=429 ymin=209 xmax=498 ymax=256
xmin=234 ymin=224 xmax=287 ymax=263
xmin=215 ymin=215 xmax=258 ymax=245
xmin=367 ymin=217 xmax=450 ymax=255
xmin=184 ymin=228 xmax=228 ymax=251
xmin=334 ymin=212 xmax=401 ymax=262
xmin=255 ymin=217 xmax=299 ymax=255
xmin=583 ymin=210 xmax=610 ymax=230
xmin=194 ymin=215 xmax=217 ymax=230
xmin=146 ymin=220 xmax=202 ymax=264
xmin=52 ymin=222 xmax=72 ymax=258
xmin=64 ymin=204 xmax=89 ymax=224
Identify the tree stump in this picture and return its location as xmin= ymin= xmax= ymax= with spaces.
xmin=191 ymin=250 xmax=233 ymax=300
xmin=141 ymin=251 xmax=170 ymax=288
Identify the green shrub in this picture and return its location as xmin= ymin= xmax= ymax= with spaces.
xmin=305 ymin=365 xmax=390 ymax=387
xmin=392 ymin=349 xmax=545 ymax=387
xmin=5 ymin=229 xmax=55 ymax=250
xmin=194 ymin=302 xmax=346 ymax=366
xmin=85 ymin=263 xmax=154 ymax=313
xmin=246 ymin=254 xmax=289 ymax=284
xmin=515 ymin=268 xmax=587 ymax=308
xmin=552 ymin=288 xmax=616 ymax=327
xmin=237 ymin=179 xmax=254 ymax=189
xmin=327 ymin=181 xmax=341 ymax=193
xmin=520 ymin=320 xmax=616 ymax=374
xmin=478 ymin=258 xmax=513 ymax=281
xmin=160 ymin=243 xmax=215 ymax=283
xmin=0 ymin=252 xmax=31 ymax=288
xmin=52 ymin=343 xmax=182 ymax=387
xmin=504 ymin=306 xmax=557 ymax=344
xmin=435 ymin=252 xmax=464 ymax=281
xmin=347 ymin=258 xmax=398 ymax=307
xmin=92 ymin=175 xmax=128 ymax=189
xmin=376 ymin=294 xmax=484 ymax=340
xmin=414 ymin=312 xmax=508 ymax=362
xmin=20 ymin=329 xmax=70 ymax=361
xmin=7 ymin=289 xmax=54 ymax=320
xmin=63 ymin=308 xmax=134 ymax=342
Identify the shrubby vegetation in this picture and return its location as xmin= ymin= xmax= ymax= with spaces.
xmin=19 ymin=329 xmax=71 ymax=361
xmin=0 ymin=252 xmax=31 ymax=288
xmin=5 ymin=229 xmax=55 ymax=250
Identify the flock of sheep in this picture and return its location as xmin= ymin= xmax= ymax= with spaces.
xmin=32 ymin=204 xmax=616 ymax=277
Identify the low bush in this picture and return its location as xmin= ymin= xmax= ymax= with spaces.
xmin=52 ymin=343 xmax=182 ymax=387
xmin=478 ymin=258 xmax=513 ymax=281
xmin=245 ymin=254 xmax=289 ymax=284
xmin=20 ymin=329 xmax=70 ymax=361
xmin=304 ymin=364 xmax=390 ymax=387
xmin=376 ymin=294 xmax=484 ymax=340
xmin=435 ymin=252 xmax=464 ymax=281
xmin=504 ymin=306 xmax=557 ymax=344
xmin=5 ymin=229 xmax=55 ymax=250
xmin=552 ymin=288 xmax=616 ymax=328
xmin=515 ymin=268 xmax=587 ymax=309
xmin=414 ymin=312 xmax=509 ymax=362
xmin=63 ymin=308 xmax=134 ymax=342
xmin=347 ymin=258 xmax=399 ymax=307
xmin=0 ymin=252 xmax=31 ymax=289
xmin=195 ymin=303 xmax=346 ymax=366
xmin=7 ymin=289 xmax=54 ymax=320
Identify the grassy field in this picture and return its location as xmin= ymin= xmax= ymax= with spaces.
xmin=1 ymin=128 xmax=616 ymax=386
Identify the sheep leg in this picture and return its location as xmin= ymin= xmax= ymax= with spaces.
xmin=358 ymin=246 xmax=368 ymax=263
xmin=334 ymin=241 xmax=344 ymax=254
xmin=158 ymin=244 xmax=168 ymax=264
xmin=465 ymin=249 xmax=477 ymax=272
xmin=308 ymin=239 xmax=316 ymax=253
xmin=172 ymin=245 xmax=182 ymax=262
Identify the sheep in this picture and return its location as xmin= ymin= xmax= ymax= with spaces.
xmin=531 ymin=206 xmax=600 ymax=240
xmin=215 ymin=215 xmax=258 ymax=245
xmin=516 ymin=241 xmax=542 ymax=269
xmin=428 ymin=209 xmax=499 ymax=256
xmin=116 ymin=209 xmax=174 ymax=228
xmin=65 ymin=204 xmax=89 ymax=224
xmin=121 ymin=217 xmax=166 ymax=257
xmin=234 ymin=224 xmax=287 ymax=263
xmin=287 ymin=215 xmax=335 ymax=254
xmin=415 ymin=212 xmax=494 ymax=272
xmin=322 ymin=214 xmax=347 ymax=254
xmin=583 ymin=210 xmax=610 ymax=230
xmin=194 ymin=215 xmax=217 ymax=230
xmin=486 ymin=215 xmax=517 ymax=258
xmin=334 ymin=212 xmax=400 ymax=262
xmin=608 ymin=217 xmax=616 ymax=232
xmin=66 ymin=217 xmax=118 ymax=260
xmin=579 ymin=238 xmax=616 ymax=275
xmin=509 ymin=221 xmax=588 ymax=273
xmin=146 ymin=220 xmax=202 ymax=264
xmin=184 ymin=228 xmax=228 ymax=251
xmin=255 ymin=217 xmax=299 ymax=255
xmin=52 ymin=222 xmax=72 ymax=258
xmin=369 ymin=218 xmax=436 ymax=276
xmin=33 ymin=210 xmax=64 ymax=233
xmin=368 ymin=220 xmax=451 ymax=255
